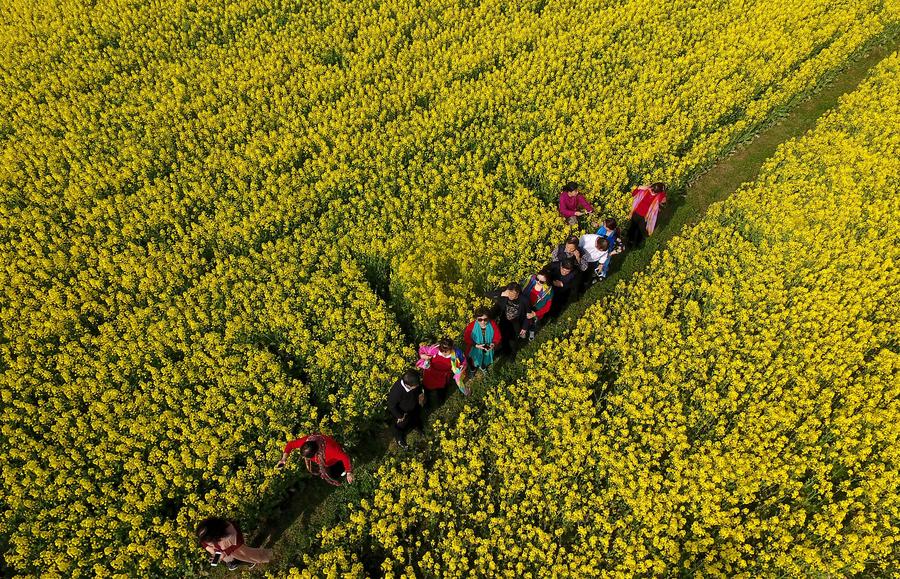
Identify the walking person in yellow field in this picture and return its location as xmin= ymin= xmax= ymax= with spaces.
xmin=387 ymin=370 xmax=425 ymax=450
xmin=626 ymin=182 xmax=668 ymax=248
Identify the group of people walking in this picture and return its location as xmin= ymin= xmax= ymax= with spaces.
xmin=196 ymin=181 xmax=668 ymax=569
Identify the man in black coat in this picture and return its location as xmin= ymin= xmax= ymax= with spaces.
xmin=548 ymin=257 xmax=578 ymax=318
xmin=387 ymin=370 xmax=425 ymax=449
xmin=485 ymin=282 xmax=530 ymax=357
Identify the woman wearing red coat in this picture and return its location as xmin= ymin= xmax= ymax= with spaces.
xmin=463 ymin=307 xmax=502 ymax=376
xmin=276 ymin=433 xmax=354 ymax=485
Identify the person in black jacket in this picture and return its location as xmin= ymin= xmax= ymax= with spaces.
xmin=548 ymin=257 xmax=578 ymax=318
xmin=485 ymin=282 xmax=529 ymax=357
xmin=387 ymin=370 xmax=425 ymax=450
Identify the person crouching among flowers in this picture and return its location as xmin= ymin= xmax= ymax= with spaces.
xmin=276 ymin=433 xmax=354 ymax=486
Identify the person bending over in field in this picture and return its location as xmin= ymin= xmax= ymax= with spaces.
xmin=626 ymin=182 xmax=667 ymax=248
xmin=387 ymin=370 xmax=425 ymax=450
xmin=522 ymin=268 xmax=554 ymax=341
xmin=550 ymin=235 xmax=588 ymax=275
xmin=417 ymin=337 xmax=468 ymax=401
xmin=196 ymin=517 xmax=272 ymax=571
xmin=558 ymin=181 xmax=593 ymax=226
xmin=485 ymin=282 xmax=530 ymax=357
xmin=463 ymin=307 xmax=501 ymax=377
xmin=578 ymin=234 xmax=611 ymax=290
xmin=277 ymin=433 xmax=354 ymax=485
xmin=548 ymin=257 xmax=579 ymax=318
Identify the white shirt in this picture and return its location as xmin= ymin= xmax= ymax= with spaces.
xmin=579 ymin=234 xmax=610 ymax=264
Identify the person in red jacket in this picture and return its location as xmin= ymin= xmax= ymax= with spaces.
xmin=626 ymin=182 xmax=668 ymax=248
xmin=463 ymin=307 xmax=502 ymax=376
xmin=276 ymin=433 xmax=354 ymax=485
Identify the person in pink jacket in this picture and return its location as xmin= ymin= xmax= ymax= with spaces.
xmin=558 ymin=181 xmax=593 ymax=225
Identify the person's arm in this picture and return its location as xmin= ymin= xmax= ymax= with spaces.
xmin=278 ymin=435 xmax=309 ymax=467
xmin=576 ymin=251 xmax=588 ymax=271
xmin=578 ymin=195 xmax=593 ymax=213
xmin=577 ymin=242 xmax=589 ymax=266
xmin=517 ymin=294 xmax=530 ymax=325
xmin=550 ymin=265 xmax=563 ymax=287
xmin=558 ymin=194 xmax=576 ymax=217
xmin=491 ymin=321 xmax=502 ymax=346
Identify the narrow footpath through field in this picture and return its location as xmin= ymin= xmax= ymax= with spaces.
xmin=227 ymin=30 xmax=900 ymax=576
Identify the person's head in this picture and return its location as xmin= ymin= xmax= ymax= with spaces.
xmin=438 ymin=337 xmax=454 ymax=353
xmin=650 ymin=182 xmax=667 ymax=194
xmin=474 ymin=306 xmax=490 ymax=326
xmin=562 ymin=181 xmax=580 ymax=197
xmin=401 ymin=370 xmax=420 ymax=388
xmin=535 ymin=268 xmax=551 ymax=287
xmin=506 ymin=281 xmax=522 ymax=297
xmin=300 ymin=440 xmax=318 ymax=458
xmin=596 ymin=237 xmax=610 ymax=251
xmin=560 ymin=257 xmax=575 ymax=275
xmin=565 ymin=235 xmax=579 ymax=252
xmin=196 ymin=517 xmax=231 ymax=545
xmin=604 ymin=217 xmax=617 ymax=231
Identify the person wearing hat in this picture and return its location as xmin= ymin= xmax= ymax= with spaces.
xmin=387 ymin=370 xmax=425 ymax=449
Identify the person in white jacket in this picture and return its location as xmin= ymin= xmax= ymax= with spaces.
xmin=578 ymin=233 xmax=610 ymax=292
